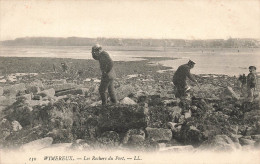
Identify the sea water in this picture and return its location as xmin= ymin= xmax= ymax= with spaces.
xmin=1 ymin=46 xmax=259 ymax=76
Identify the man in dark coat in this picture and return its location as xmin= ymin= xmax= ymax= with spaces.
xmin=92 ymin=44 xmax=117 ymax=105
xmin=247 ymin=66 xmax=257 ymax=102
xmin=172 ymin=60 xmax=199 ymax=98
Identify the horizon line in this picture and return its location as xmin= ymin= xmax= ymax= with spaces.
xmin=1 ymin=36 xmax=260 ymax=42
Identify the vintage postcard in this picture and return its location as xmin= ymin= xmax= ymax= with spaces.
xmin=0 ymin=0 xmax=260 ymax=163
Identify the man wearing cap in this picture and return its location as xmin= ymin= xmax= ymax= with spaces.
xmin=172 ymin=60 xmax=199 ymax=98
xmin=247 ymin=66 xmax=257 ymax=102
xmin=92 ymin=44 xmax=117 ymax=105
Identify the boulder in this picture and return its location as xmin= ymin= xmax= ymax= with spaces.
xmin=55 ymin=88 xmax=88 ymax=97
xmin=33 ymin=95 xmax=42 ymax=100
xmin=244 ymin=110 xmax=260 ymax=121
xmin=27 ymin=100 xmax=49 ymax=107
xmin=239 ymin=138 xmax=255 ymax=146
xmin=0 ymin=119 xmax=12 ymax=141
xmin=184 ymin=110 xmax=192 ymax=119
xmin=223 ymin=87 xmax=240 ymax=100
xmin=120 ymin=97 xmax=137 ymax=105
xmin=199 ymin=135 xmax=238 ymax=151
xmin=12 ymin=120 xmax=22 ymax=131
xmin=97 ymin=105 xmax=147 ymax=133
xmin=116 ymin=85 xmax=135 ymax=100
xmin=128 ymin=135 xmax=146 ymax=144
xmin=21 ymin=137 xmax=53 ymax=151
xmin=4 ymin=83 xmax=26 ymax=97
xmin=44 ymin=83 xmax=77 ymax=92
xmin=29 ymin=80 xmax=44 ymax=88
xmin=251 ymin=135 xmax=260 ymax=141
xmin=167 ymin=122 xmax=178 ymax=132
xmin=168 ymin=106 xmax=182 ymax=122
xmin=0 ymin=96 xmax=16 ymax=106
xmin=26 ymin=86 xmax=41 ymax=94
xmin=163 ymin=99 xmax=180 ymax=106
xmin=40 ymin=88 xmax=55 ymax=98
xmin=123 ymin=129 xmax=145 ymax=144
xmin=16 ymin=94 xmax=32 ymax=101
xmin=98 ymin=131 xmax=120 ymax=147
xmin=146 ymin=127 xmax=172 ymax=142
xmin=178 ymin=125 xmax=205 ymax=146
xmin=70 ymin=139 xmax=91 ymax=150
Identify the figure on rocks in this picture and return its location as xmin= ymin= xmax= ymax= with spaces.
xmin=237 ymin=74 xmax=247 ymax=93
xmin=61 ymin=62 xmax=69 ymax=73
xmin=92 ymin=44 xmax=117 ymax=105
xmin=172 ymin=60 xmax=200 ymax=98
xmin=247 ymin=66 xmax=257 ymax=102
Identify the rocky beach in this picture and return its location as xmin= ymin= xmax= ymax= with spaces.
xmin=0 ymin=56 xmax=260 ymax=153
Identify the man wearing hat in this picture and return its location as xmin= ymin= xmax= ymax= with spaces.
xmin=172 ymin=60 xmax=199 ymax=98
xmin=92 ymin=44 xmax=117 ymax=105
xmin=247 ymin=66 xmax=257 ymax=102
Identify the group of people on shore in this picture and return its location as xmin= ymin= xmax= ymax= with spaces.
xmin=91 ymin=44 xmax=258 ymax=105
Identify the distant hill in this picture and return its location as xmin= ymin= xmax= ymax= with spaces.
xmin=1 ymin=37 xmax=259 ymax=48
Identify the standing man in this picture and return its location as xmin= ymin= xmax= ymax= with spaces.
xmin=247 ymin=66 xmax=257 ymax=102
xmin=172 ymin=60 xmax=199 ymax=98
xmin=92 ymin=44 xmax=117 ymax=105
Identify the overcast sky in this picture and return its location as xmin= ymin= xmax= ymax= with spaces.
xmin=0 ymin=0 xmax=260 ymax=40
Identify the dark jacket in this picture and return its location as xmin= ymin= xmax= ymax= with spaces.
xmin=172 ymin=64 xmax=196 ymax=84
xmin=247 ymin=72 xmax=256 ymax=88
xmin=93 ymin=51 xmax=116 ymax=79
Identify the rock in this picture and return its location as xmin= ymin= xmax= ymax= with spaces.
xmin=0 ymin=87 xmax=3 ymax=96
xmin=159 ymin=145 xmax=194 ymax=152
xmin=27 ymin=100 xmax=49 ymax=107
xmin=146 ymin=127 xmax=172 ymax=142
xmin=33 ymin=95 xmax=42 ymax=100
xmin=12 ymin=120 xmax=22 ymax=131
xmin=97 ymin=105 xmax=147 ymax=133
xmin=116 ymin=85 xmax=135 ymax=100
xmin=137 ymin=95 xmax=148 ymax=103
xmin=16 ymin=94 xmax=32 ymax=101
xmin=167 ymin=122 xmax=178 ymax=132
xmin=0 ymin=119 xmax=12 ymax=141
xmin=244 ymin=110 xmax=260 ymax=121
xmin=230 ymin=125 xmax=239 ymax=135
xmin=70 ymin=139 xmax=91 ymax=150
xmin=21 ymin=137 xmax=53 ymax=151
xmin=184 ymin=110 xmax=192 ymax=119
xmin=148 ymin=95 xmax=163 ymax=106
xmin=168 ymin=106 xmax=182 ymax=122
xmin=128 ymin=135 xmax=146 ymax=144
xmin=29 ymin=80 xmax=44 ymax=88
xmin=98 ymin=131 xmax=120 ymax=147
xmin=163 ymin=99 xmax=180 ymax=106
xmin=224 ymin=87 xmax=240 ymax=100
xmin=123 ymin=129 xmax=145 ymax=144
xmin=90 ymin=101 xmax=102 ymax=106
xmin=251 ymin=135 xmax=260 ymax=141
xmin=0 ymin=96 xmax=16 ymax=106
xmin=178 ymin=115 xmax=185 ymax=124
xmin=199 ymin=135 xmax=238 ymax=151
xmin=120 ymin=97 xmax=137 ymax=105
xmin=40 ymin=88 xmax=55 ymax=98
xmin=158 ymin=143 xmax=167 ymax=149
xmin=55 ymin=88 xmax=87 ymax=96
xmin=26 ymin=86 xmax=41 ymax=94
xmin=44 ymin=83 xmax=77 ymax=92
xmin=239 ymin=138 xmax=255 ymax=146
xmin=4 ymin=83 xmax=26 ymax=97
